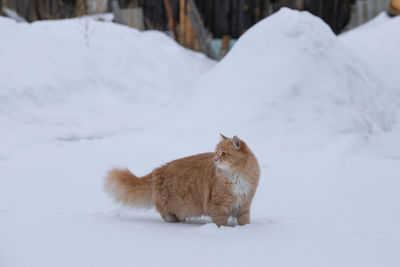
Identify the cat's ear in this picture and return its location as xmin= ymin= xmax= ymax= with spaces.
xmin=219 ymin=133 xmax=228 ymax=140
xmin=232 ymin=135 xmax=241 ymax=150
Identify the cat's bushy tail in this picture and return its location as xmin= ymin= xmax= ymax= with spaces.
xmin=104 ymin=168 xmax=154 ymax=209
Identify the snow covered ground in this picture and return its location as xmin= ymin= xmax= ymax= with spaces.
xmin=1 ymin=8 xmax=399 ymax=267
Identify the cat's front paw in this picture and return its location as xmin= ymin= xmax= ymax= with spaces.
xmin=211 ymin=214 xmax=228 ymax=227
xmin=237 ymin=211 xmax=250 ymax=226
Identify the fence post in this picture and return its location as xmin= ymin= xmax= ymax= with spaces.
xmin=34 ymin=0 xmax=42 ymax=19
xmin=219 ymin=35 xmax=231 ymax=60
xmin=111 ymin=0 xmax=125 ymax=24
xmin=163 ymin=0 xmax=177 ymax=39
xmin=295 ymin=0 xmax=304 ymax=9
xmin=186 ymin=0 xmax=216 ymax=59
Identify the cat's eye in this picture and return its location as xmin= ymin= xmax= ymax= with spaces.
xmin=221 ymin=152 xmax=226 ymax=156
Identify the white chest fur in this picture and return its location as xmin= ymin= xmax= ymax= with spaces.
xmin=226 ymin=172 xmax=251 ymax=196
xmin=221 ymin=170 xmax=252 ymax=215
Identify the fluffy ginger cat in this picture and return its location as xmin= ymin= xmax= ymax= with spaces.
xmin=104 ymin=134 xmax=260 ymax=227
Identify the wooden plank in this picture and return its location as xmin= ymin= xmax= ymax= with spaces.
xmin=219 ymin=35 xmax=231 ymax=60
xmin=34 ymin=0 xmax=42 ymax=19
xmin=185 ymin=1 xmax=197 ymax=50
xmin=111 ymin=0 xmax=125 ymax=24
xmin=178 ymin=0 xmax=197 ymax=49
xmin=163 ymin=0 xmax=177 ymax=39
xmin=121 ymin=8 xmax=145 ymax=30
xmin=295 ymin=0 xmax=304 ymax=9
xmin=179 ymin=0 xmax=186 ymax=45
xmin=186 ymin=0 xmax=216 ymax=58
xmin=132 ymin=8 xmax=145 ymax=30
xmin=75 ymin=0 xmax=86 ymax=17
xmin=366 ymin=0 xmax=374 ymax=20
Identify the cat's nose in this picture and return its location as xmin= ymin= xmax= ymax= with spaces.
xmin=214 ymin=156 xmax=218 ymax=162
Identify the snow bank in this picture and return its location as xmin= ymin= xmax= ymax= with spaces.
xmin=182 ymin=8 xmax=398 ymax=142
xmin=0 ymin=16 xmax=214 ymax=153
xmin=340 ymin=13 xmax=400 ymax=112
xmin=1 ymin=9 xmax=399 ymax=153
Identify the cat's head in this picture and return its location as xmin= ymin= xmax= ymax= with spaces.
xmin=214 ymin=134 xmax=248 ymax=171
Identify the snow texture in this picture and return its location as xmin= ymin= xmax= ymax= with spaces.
xmin=0 ymin=8 xmax=399 ymax=267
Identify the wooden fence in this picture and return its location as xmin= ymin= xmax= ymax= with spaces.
xmin=2 ymin=0 xmax=393 ymax=29
xmin=345 ymin=0 xmax=392 ymax=30
xmin=0 ymin=0 xmax=108 ymax=21
xmin=1 ymin=0 xmax=394 ymax=56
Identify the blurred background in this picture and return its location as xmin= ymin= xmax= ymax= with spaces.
xmin=1 ymin=0 xmax=399 ymax=59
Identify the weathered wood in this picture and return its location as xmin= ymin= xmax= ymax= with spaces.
xmin=111 ymin=0 xmax=145 ymax=30
xmin=87 ymin=0 xmax=108 ymax=14
xmin=219 ymin=35 xmax=231 ymax=60
xmin=186 ymin=0 xmax=216 ymax=58
xmin=121 ymin=8 xmax=145 ymax=30
xmin=34 ymin=0 xmax=42 ymax=19
xmin=111 ymin=0 xmax=125 ymax=24
xmin=295 ymin=0 xmax=303 ymax=9
xmin=163 ymin=0 xmax=177 ymax=38
xmin=344 ymin=0 xmax=391 ymax=30
xmin=185 ymin=1 xmax=197 ymax=50
xmin=178 ymin=0 xmax=198 ymax=50
xmin=75 ymin=0 xmax=86 ymax=17
xmin=179 ymin=0 xmax=186 ymax=45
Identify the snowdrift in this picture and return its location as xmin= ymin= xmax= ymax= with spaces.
xmin=0 ymin=16 xmax=214 ymax=153
xmin=340 ymin=13 xmax=400 ymax=112
xmin=1 ymin=9 xmax=400 ymax=152
xmin=184 ymin=9 xmax=399 ymax=141
xmin=0 ymin=17 xmax=213 ymax=126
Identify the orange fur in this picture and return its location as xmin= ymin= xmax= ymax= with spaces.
xmin=104 ymin=135 xmax=260 ymax=226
